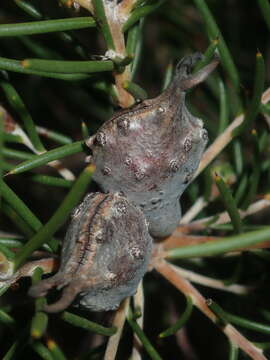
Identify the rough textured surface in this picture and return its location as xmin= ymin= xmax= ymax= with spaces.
xmin=86 ymin=53 xmax=219 ymax=237
xmin=29 ymin=192 xmax=152 ymax=312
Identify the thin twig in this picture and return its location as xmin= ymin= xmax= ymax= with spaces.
xmin=186 ymin=198 xmax=270 ymax=231
xmin=131 ymin=281 xmax=144 ymax=360
xmin=0 ymin=231 xmax=23 ymax=239
xmin=195 ymin=87 xmax=270 ymax=178
xmin=261 ymin=87 xmax=270 ymax=104
xmin=171 ymin=264 xmax=251 ymax=295
xmin=47 ymin=159 xmax=75 ymax=181
xmin=4 ymin=117 xmax=75 ymax=180
xmin=180 ymin=197 xmax=207 ymax=225
xmin=104 ymin=297 xmax=130 ymax=360
xmin=195 ymin=113 xmax=244 ymax=178
xmin=161 ymin=233 xmax=218 ymax=250
xmin=0 ymin=257 xmax=57 ymax=288
xmin=155 ymin=260 xmax=267 ymax=360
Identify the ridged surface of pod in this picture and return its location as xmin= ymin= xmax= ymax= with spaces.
xmin=29 ymin=192 xmax=152 ymax=312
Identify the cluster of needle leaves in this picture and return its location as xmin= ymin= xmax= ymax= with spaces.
xmin=0 ymin=0 xmax=270 ymax=359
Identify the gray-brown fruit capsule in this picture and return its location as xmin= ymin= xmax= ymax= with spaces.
xmin=86 ymin=53 xmax=219 ymax=238
xmin=29 ymin=192 xmax=152 ymax=312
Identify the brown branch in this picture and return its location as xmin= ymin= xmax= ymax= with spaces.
xmin=182 ymin=199 xmax=270 ymax=232
xmin=180 ymin=197 xmax=207 ymax=225
xmin=195 ymin=113 xmax=244 ymax=178
xmin=104 ymin=297 xmax=130 ymax=360
xmin=131 ymin=281 xmax=144 ymax=359
xmin=0 ymin=257 xmax=57 ymax=288
xmin=3 ymin=107 xmax=75 ymax=180
xmin=161 ymin=233 xmax=218 ymax=250
xmin=155 ymin=260 xmax=267 ymax=360
xmin=103 ymin=2 xmax=134 ymax=108
xmin=195 ymin=87 xmax=270 ymax=179
xmin=169 ymin=264 xmax=251 ymax=295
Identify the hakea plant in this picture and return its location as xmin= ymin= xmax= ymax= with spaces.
xmin=0 ymin=1 xmax=270 ymax=360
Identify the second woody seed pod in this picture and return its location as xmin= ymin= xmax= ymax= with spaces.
xmin=29 ymin=192 xmax=152 ymax=312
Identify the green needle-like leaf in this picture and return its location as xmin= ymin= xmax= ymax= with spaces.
xmin=0 ymin=81 xmax=44 ymax=152
xmin=0 ymin=308 xmax=16 ymax=328
xmin=0 ymin=238 xmax=24 ymax=248
xmin=0 ymin=57 xmax=91 ymax=80
xmin=159 ymin=296 xmax=193 ymax=338
xmin=208 ymin=300 xmax=270 ymax=335
xmin=3 ymin=147 xmax=34 ymax=161
xmin=194 ymin=38 xmax=219 ymax=72
xmin=228 ymin=342 xmax=239 ymax=360
xmin=30 ymin=175 xmax=73 ymax=188
xmin=37 ymin=128 xmax=72 ymax=145
xmin=31 ymin=312 xmax=48 ymax=339
xmin=32 ymin=342 xmax=54 ymax=360
xmin=14 ymin=165 xmax=95 ymax=269
xmin=0 ymin=244 xmax=15 ymax=260
xmin=127 ymin=308 xmax=163 ymax=360
xmin=123 ymin=0 xmax=164 ymax=33
xmin=0 ymin=180 xmax=49 ymax=240
xmin=81 ymin=122 xmax=90 ymax=140
xmin=61 ymin=312 xmax=117 ymax=336
xmin=258 ymin=0 xmax=270 ymax=31
xmin=126 ymin=19 xmax=144 ymax=79
xmin=167 ymin=226 xmax=270 ymax=259
xmin=92 ymin=0 xmax=115 ymax=50
xmin=6 ymin=141 xmax=84 ymax=175
xmin=0 ymin=107 xmax=4 ymax=196
xmin=233 ymin=52 xmax=265 ymax=136
xmin=0 ymin=17 xmax=96 ymax=37
xmin=2 ymin=202 xmax=36 ymax=239
xmin=193 ymin=0 xmax=240 ymax=89
xmin=22 ymin=59 xmax=114 ymax=74
xmin=214 ymin=173 xmax=242 ymax=233
xmin=14 ymin=0 xmax=42 ymax=19
xmin=123 ymin=80 xmax=148 ymax=100
xmin=31 ymin=268 xmax=48 ymax=339
xmin=218 ymin=78 xmax=229 ymax=134
xmin=47 ymin=339 xmax=66 ymax=360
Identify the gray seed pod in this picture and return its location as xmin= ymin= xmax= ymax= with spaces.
xmin=29 ymin=192 xmax=152 ymax=312
xmin=86 ymin=53 xmax=219 ymax=237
